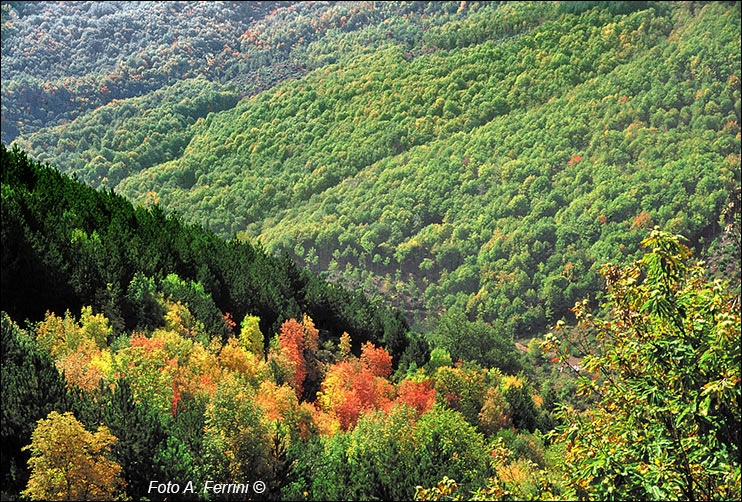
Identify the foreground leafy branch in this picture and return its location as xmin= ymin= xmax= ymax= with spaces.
xmin=546 ymin=229 xmax=740 ymax=501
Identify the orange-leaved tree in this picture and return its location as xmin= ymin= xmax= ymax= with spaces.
xmin=360 ymin=340 xmax=393 ymax=378
xmin=274 ymin=315 xmax=320 ymax=399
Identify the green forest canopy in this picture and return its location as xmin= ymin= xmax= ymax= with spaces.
xmin=9 ymin=1 xmax=738 ymax=341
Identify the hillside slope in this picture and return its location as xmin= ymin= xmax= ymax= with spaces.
xmin=1 ymin=1 xmax=477 ymax=144
xmin=7 ymin=1 xmax=742 ymax=340
xmin=124 ymin=2 xmax=740 ymax=332
xmin=0 ymin=144 xmax=414 ymax=362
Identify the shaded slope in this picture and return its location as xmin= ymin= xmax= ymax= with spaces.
xmin=1 ymin=144 xmax=413 ymax=362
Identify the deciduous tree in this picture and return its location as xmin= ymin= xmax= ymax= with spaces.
xmin=22 ymin=411 xmax=125 ymax=501
xmin=545 ymin=229 xmax=741 ymax=500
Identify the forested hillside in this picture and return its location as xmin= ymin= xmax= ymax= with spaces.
xmin=1 ymin=2 xmax=741 ymax=500
xmin=3 ymin=144 xmax=738 ymax=502
xmin=0 ymin=144 xmax=414 ymax=361
xmin=2 ymin=1 xmax=475 ymax=144
xmin=0 ymin=143 xmax=421 ymax=499
xmin=7 ymin=1 xmax=740 ymax=342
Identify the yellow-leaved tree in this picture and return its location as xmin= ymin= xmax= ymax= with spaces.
xmin=239 ymin=314 xmax=264 ymax=358
xmin=22 ymin=411 xmax=126 ymax=501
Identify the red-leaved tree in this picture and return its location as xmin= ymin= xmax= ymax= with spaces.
xmin=395 ymin=379 xmax=436 ymax=415
xmin=360 ymin=341 xmax=392 ymax=378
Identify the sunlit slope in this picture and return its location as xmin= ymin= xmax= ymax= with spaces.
xmin=119 ymin=3 xmax=741 ymax=334
xmin=2 ymin=1 xmax=495 ymax=143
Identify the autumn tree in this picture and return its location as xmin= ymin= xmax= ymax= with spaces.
xmin=22 ymin=411 xmax=125 ymax=501
xmin=274 ymin=315 xmax=321 ymax=400
xmin=218 ymin=336 xmax=267 ymax=388
xmin=360 ymin=341 xmax=393 ymax=378
xmin=316 ymin=351 xmax=397 ymax=432
xmin=55 ymin=343 xmax=105 ymax=393
xmin=338 ymin=331 xmax=352 ymax=360
xmin=35 ymin=306 xmax=112 ymax=360
xmin=395 ymin=378 xmax=437 ymax=415
xmin=477 ymin=386 xmax=512 ymax=436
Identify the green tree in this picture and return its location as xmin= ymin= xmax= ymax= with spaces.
xmin=73 ymin=379 xmax=170 ymax=500
xmin=293 ymin=406 xmax=419 ymax=501
xmin=202 ymin=374 xmax=275 ymax=496
xmin=412 ymin=405 xmax=491 ymax=494
xmin=125 ymin=272 xmax=165 ymax=331
xmin=429 ymin=307 xmax=520 ymax=373
xmin=545 ymin=229 xmax=741 ymax=500
xmin=1 ymin=313 xmax=70 ymax=498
